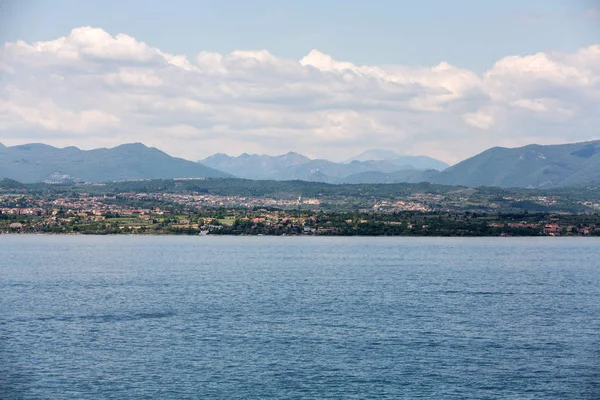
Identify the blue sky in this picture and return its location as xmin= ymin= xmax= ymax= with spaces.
xmin=0 ymin=0 xmax=599 ymax=162
xmin=2 ymin=0 xmax=598 ymax=71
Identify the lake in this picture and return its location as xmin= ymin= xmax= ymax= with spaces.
xmin=1 ymin=236 xmax=599 ymax=399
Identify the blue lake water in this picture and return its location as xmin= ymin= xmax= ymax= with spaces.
xmin=1 ymin=236 xmax=599 ymax=399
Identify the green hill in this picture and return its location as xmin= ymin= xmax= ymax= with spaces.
xmin=432 ymin=140 xmax=600 ymax=188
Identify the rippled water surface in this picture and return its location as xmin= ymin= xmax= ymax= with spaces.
xmin=1 ymin=236 xmax=599 ymax=399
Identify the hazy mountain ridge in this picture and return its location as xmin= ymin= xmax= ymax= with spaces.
xmin=200 ymin=152 xmax=312 ymax=180
xmin=200 ymin=150 xmax=448 ymax=182
xmin=345 ymin=149 xmax=402 ymax=162
xmin=204 ymin=141 xmax=600 ymax=187
xmin=0 ymin=143 xmax=231 ymax=183
xmin=340 ymin=169 xmax=441 ymax=184
xmin=345 ymin=149 xmax=450 ymax=171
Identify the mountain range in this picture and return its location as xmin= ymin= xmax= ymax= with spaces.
xmin=198 ymin=151 xmax=448 ymax=182
xmin=336 ymin=140 xmax=600 ymax=188
xmin=344 ymin=149 xmax=450 ymax=170
xmin=1 ymin=140 xmax=600 ymax=188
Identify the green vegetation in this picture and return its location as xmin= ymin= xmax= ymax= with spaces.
xmin=2 ymin=209 xmax=600 ymax=237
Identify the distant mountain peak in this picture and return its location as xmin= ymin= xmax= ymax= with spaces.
xmin=13 ymin=143 xmax=56 ymax=151
xmin=277 ymin=152 xmax=311 ymax=162
xmin=345 ymin=149 xmax=401 ymax=163
xmin=114 ymin=142 xmax=149 ymax=150
xmin=199 ymin=153 xmax=231 ymax=163
xmin=345 ymin=149 xmax=449 ymax=171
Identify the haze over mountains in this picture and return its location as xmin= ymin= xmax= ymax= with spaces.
xmin=1 ymin=140 xmax=600 ymax=188
xmin=344 ymin=150 xmax=450 ymax=171
xmin=199 ymin=151 xmax=448 ymax=183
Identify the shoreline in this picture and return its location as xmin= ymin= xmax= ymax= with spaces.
xmin=1 ymin=232 xmax=597 ymax=238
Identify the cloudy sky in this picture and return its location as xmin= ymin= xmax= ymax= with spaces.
xmin=1 ymin=0 xmax=599 ymax=164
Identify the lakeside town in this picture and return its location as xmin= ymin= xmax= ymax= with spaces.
xmin=2 ymin=180 xmax=600 ymax=236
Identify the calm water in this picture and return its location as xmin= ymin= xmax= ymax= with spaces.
xmin=1 ymin=236 xmax=599 ymax=399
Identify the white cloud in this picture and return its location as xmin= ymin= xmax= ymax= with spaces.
xmin=105 ymin=69 xmax=163 ymax=87
xmin=464 ymin=112 xmax=494 ymax=130
xmin=0 ymin=87 xmax=120 ymax=133
xmin=1 ymin=26 xmax=599 ymax=163
xmin=300 ymin=49 xmax=359 ymax=72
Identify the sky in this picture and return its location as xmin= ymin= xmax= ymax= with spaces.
xmin=0 ymin=0 xmax=599 ymax=163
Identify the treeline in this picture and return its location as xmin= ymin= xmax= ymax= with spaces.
xmin=4 ymin=209 xmax=600 ymax=236
xmin=5 ymin=178 xmax=600 ymax=203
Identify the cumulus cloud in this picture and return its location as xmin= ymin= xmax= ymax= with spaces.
xmin=0 ymin=26 xmax=599 ymax=163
